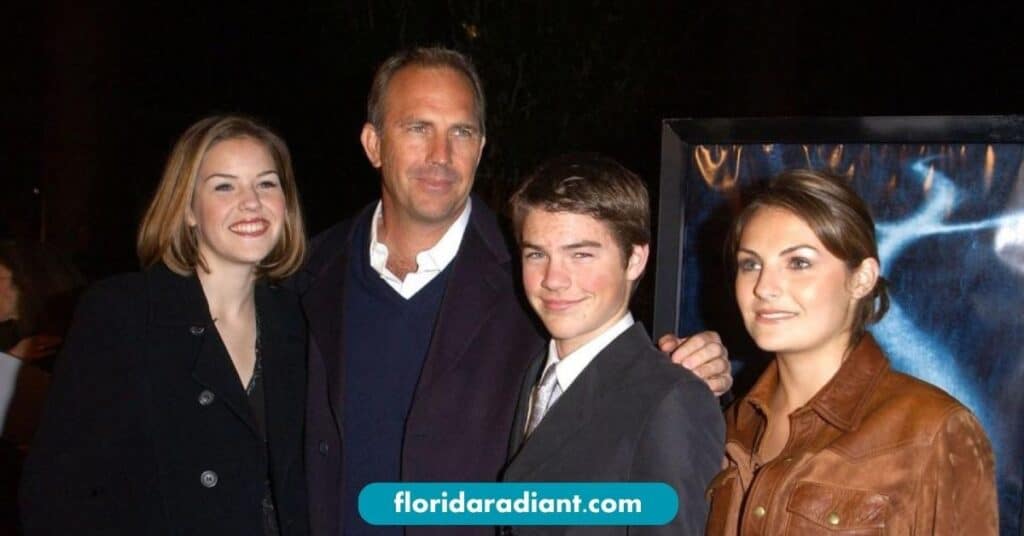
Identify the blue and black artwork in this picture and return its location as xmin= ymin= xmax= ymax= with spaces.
xmin=672 ymin=139 xmax=1023 ymax=535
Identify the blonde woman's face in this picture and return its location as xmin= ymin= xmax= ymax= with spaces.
xmin=187 ymin=137 xmax=286 ymax=274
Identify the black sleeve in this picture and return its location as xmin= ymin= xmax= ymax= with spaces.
xmin=19 ymin=278 xmax=155 ymax=534
xmin=629 ymin=379 xmax=726 ymax=536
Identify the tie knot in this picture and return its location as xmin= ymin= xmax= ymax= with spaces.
xmin=538 ymin=361 xmax=560 ymax=390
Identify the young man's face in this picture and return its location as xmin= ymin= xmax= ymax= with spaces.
xmin=520 ymin=209 xmax=648 ymax=358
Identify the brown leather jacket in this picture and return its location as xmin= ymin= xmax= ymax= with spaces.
xmin=705 ymin=335 xmax=997 ymax=535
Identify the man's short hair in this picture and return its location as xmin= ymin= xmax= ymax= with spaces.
xmin=366 ymin=46 xmax=486 ymax=135
xmin=510 ymin=153 xmax=651 ymax=263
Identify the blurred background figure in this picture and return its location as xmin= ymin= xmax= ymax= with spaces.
xmin=0 ymin=240 xmax=85 ymax=534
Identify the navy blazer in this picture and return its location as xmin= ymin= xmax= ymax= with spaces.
xmin=298 ymin=198 xmax=545 ymax=536
xmin=502 ymin=324 xmax=725 ymax=536
xmin=20 ymin=264 xmax=309 ymax=535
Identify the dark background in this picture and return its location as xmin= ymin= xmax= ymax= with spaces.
xmin=3 ymin=3 xmax=1023 ymax=532
xmin=4 ymin=1 xmax=1023 ymax=286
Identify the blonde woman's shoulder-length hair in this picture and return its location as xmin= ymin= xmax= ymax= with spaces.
xmin=137 ymin=115 xmax=307 ymax=281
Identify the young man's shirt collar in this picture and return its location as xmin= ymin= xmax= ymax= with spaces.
xmin=543 ymin=312 xmax=635 ymax=393
xmin=368 ymin=197 xmax=472 ymax=300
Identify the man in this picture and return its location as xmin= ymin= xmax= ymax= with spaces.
xmin=501 ymin=154 xmax=724 ymax=535
xmin=297 ymin=47 xmax=731 ymax=536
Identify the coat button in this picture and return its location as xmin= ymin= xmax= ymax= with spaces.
xmin=200 ymin=470 xmax=218 ymax=488
xmin=189 ymin=325 xmax=205 ymax=336
xmin=753 ymin=506 xmax=766 ymax=517
xmin=827 ymin=512 xmax=840 ymax=525
xmin=319 ymin=440 xmax=329 ymax=455
xmin=197 ymin=390 xmax=215 ymax=406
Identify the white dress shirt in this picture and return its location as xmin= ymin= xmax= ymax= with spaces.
xmin=0 ymin=352 xmax=22 ymax=432
xmin=368 ymin=198 xmax=472 ymax=300
xmin=545 ymin=312 xmax=635 ymax=392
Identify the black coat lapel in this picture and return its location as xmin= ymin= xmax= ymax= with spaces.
xmin=146 ymin=266 xmax=259 ymax=437
xmin=258 ymin=284 xmax=306 ymax=490
xmin=191 ymin=329 xmax=259 ymax=436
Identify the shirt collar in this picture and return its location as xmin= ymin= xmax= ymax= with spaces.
xmin=542 ymin=312 xmax=635 ymax=393
xmin=369 ymin=197 xmax=472 ymax=278
xmin=740 ymin=333 xmax=890 ymax=432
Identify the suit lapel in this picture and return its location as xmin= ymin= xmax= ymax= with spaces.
xmin=504 ymin=324 xmax=652 ymax=480
xmin=508 ymin=353 xmax=547 ymax=457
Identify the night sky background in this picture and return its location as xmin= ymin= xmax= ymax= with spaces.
xmin=5 ymin=1 xmax=1023 ymax=291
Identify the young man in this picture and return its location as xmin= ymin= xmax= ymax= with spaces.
xmin=502 ymin=154 xmax=725 ymax=535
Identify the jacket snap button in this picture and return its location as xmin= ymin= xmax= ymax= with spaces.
xmin=198 ymin=390 xmax=215 ymax=406
xmin=753 ymin=506 xmax=766 ymax=517
xmin=827 ymin=512 xmax=840 ymax=525
xmin=200 ymin=470 xmax=218 ymax=488
xmin=319 ymin=440 xmax=329 ymax=455
xmin=189 ymin=325 xmax=205 ymax=336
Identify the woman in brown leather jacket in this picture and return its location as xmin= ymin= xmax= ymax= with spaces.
xmin=705 ymin=169 xmax=998 ymax=535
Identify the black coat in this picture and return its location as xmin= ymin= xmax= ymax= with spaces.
xmin=19 ymin=264 xmax=309 ymax=535
xmin=297 ymin=198 xmax=546 ymax=536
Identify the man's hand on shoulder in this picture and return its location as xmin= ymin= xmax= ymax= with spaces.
xmin=658 ymin=331 xmax=732 ymax=397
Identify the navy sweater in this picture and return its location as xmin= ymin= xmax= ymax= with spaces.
xmin=341 ymin=215 xmax=451 ymax=535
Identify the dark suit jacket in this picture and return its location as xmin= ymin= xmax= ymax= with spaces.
xmin=19 ymin=264 xmax=309 ymax=535
xmin=502 ymin=324 xmax=725 ymax=536
xmin=297 ymin=198 xmax=545 ymax=536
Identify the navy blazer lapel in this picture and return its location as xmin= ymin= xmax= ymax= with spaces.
xmin=146 ymin=266 xmax=259 ymax=437
xmin=504 ymin=324 xmax=652 ymax=480
xmin=301 ymin=252 xmax=347 ymax=412
xmin=300 ymin=210 xmax=366 ymax=423
xmin=415 ymin=199 xmax=514 ymax=393
xmin=258 ymin=284 xmax=306 ymax=488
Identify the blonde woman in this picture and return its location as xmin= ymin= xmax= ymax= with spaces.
xmin=21 ymin=115 xmax=309 ymax=535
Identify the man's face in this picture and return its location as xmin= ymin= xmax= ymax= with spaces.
xmin=521 ymin=209 xmax=648 ymax=358
xmin=361 ymin=66 xmax=485 ymax=228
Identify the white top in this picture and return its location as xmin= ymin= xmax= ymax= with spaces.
xmin=0 ymin=352 xmax=22 ymax=432
xmin=368 ymin=197 xmax=472 ymax=300
xmin=542 ymin=312 xmax=636 ymax=394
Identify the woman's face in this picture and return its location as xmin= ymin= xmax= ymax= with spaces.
xmin=735 ymin=207 xmax=869 ymax=360
xmin=187 ymin=137 xmax=287 ymax=275
xmin=0 ymin=263 xmax=17 ymax=322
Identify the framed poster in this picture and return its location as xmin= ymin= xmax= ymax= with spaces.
xmin=654 ymin=116 xmax=1024 ymax=535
